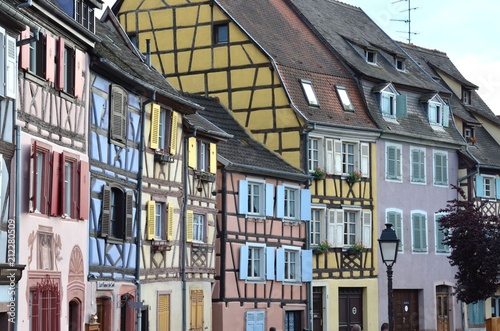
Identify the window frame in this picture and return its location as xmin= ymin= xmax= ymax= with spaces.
xmin=482 ymin=176 xmax=496 ymax=199
xmin=192 ymin=213 xmax=205 ymax=243
xmin=213 ymin=23 xmax=229 ymax=45
xmin=433 ymin=151 xmax=448 ymax=186
xmin=283 ymin=185 xmax=300 ymax=220
xmin=310 ymin=206 xmax=326 ymax=246
xmin=247 ymin=243 xmax=266 ymax=281
xmin=462 ymin=89 xmax=471 ymax=105
xmin=74 ymin=0 xmax=95 ymax=32
xmin=101 ymin=186 xmax=133 ymax=240
xmin=381 ymin=90 xmax=396 ymax=118
xmin=386 ymin=208 xmax=403 ymax=252
xmin=386 ymin=143 xmax=402 ymax=181
xmin=30 ymin=141 xmax=52 ymax=215
xmin=435 ymin=213 xmax=450 ymax=253
xmin=336 ymin=86 xmax=354 ymax=112
xmin=395 ymin=57 xmax=406 ymax=71
xmin=410 ymin=146 xmax=426 ymax=184
xmin=154 ymin=202 xmax=166 ymax=240
xmin=61 ymin=152 xmax=79 ymax=219
xmin=365 ymin=49 xmax=377 ymax=64
xmin=30 ymin=277 xmax=61 ymax=331
xmin=283 ymin=245 xmax=301 ymax=283
xmin=308 ymin=137 xmax=321 ymax=173
xmin=411 ymin=211 xmax=428 ymax=253
xmin=29 ymin=31 xmax=45 ymax=77
xmin=300 ymin=79 xmax=319 ymax=107
xmin=428 ymin=101 xmax=442 ymax=125
xmin=247 ymin=180 xmax=265 ymax=216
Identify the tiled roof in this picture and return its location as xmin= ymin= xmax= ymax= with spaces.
xmin=182 ymin=93 xmax=306 ymax=177
xmin=215 ymin=0 xmax=377 ymax=130
xmin=464 ymin=125 xmax=500 ymax=167
xmin=184 ymin=113 xmax=232 ymax=141
xmin=286 ymin=0 xmax=448 ymax=93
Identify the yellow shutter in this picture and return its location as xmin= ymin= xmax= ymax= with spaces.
xmin=190 ymin=290 xmax=204 ymax=331
xmin=186 ymin=210 xmax=194 ymax=242
xmin=188 ymin=137 xmax=197 ymax=169
xmin=169 ymin=111 xmax=179 ymax=155
xmin=158 ymin=293 xmax=170 ymax=331
xmin=149 ymin=103 xmax=160 ymax=150
xmin=147 ymin=200 xmax=156 ymax=240
xmin=190 ymin=290 xmax=196 ymax=329
xmin=209 ymin=143 xmax=217 ymax=174
xmin=167 ymin=203 xmax=174 ymax=241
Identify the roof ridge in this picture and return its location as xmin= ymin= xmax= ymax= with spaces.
xmin=327 ymin=0 xmax=361 ymax=11
xmin=397 ymin=41 xmax=448 ymax=57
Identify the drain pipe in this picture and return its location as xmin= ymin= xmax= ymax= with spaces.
xmin=183 ymin=128 xmax=196 ymax=331
xmin=0 ymin=1 xmax=40 ymax=47
xmin=14 ymin=125 xmax=20 ymax=331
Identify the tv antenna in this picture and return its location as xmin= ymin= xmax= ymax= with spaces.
xmin=390 ymin=0 xmax=419 ymax=43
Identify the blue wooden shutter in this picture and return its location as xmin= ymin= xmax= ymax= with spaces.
xmin=442 ymin=104 xmax=450 ymax=127
xmin=239 ymin=245 xmax=248 ymax=280
xmin=475 ymin=175 xmax=484 ymax=198
xmin=300 ymin=189 xmax=311 ymax=221
xmin=238 ymin=180 xmax=248 ymax=215
xmin=265 ymin=183 xmax=274 ymax=217
xmin=396 ymin=94 xmax=407 ymax=118
xmin=246 ymin=311 xmax=265 ymax=331
xmin=301 ymin=250 xmax=312 ymax=282
xmin=496 ymin=178 xmax=500 ymax=199
xmin=265 ymin=247 xmax=275 ymax=280
xmin=276 ymin=248 xmax=285 ymax=281
xmin=276 ymin=185 xmax=284 ymax=219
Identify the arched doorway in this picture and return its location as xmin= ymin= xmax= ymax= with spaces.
xmin=69 ymin=299 xmax=81 ymax=331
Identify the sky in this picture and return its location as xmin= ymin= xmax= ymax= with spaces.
xmin=99 ymin=0 xmax=500 ymax=115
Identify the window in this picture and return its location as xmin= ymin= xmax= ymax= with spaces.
xmin=435 ymin=213 xmax=450 ymax=253
xmin=342 ymin=142 xmax=356 ymax=174
xmin=434 ymin=151 xmax=448 ymax=186
xmin=381 ymin=91 xmax=396 ymax=117
xmin=214 ymin=23 xmax=228 ymax=44
xmin=492 ymin=296 xmax=500 ymax=317
xmin=193 ymin=214 xmax=205 ymax=242
xmin=336 ymin=86 xmax=354 ymax=111
xmin=61 ymin=152 xmax=81 ymax=219
xmin=147 ymin=201 xmax=172 ymax=241
xmin=283 ymin=247 xmax=300 ymax=282
xmin=239 ymin=244 xmax=274 ymax=282
xmin=284 ymin=186 xmax=298 ymax=220
xmin=158 ymin=293 xmax=170 ymax=331
xmin=374 ymin=83 xmax=406 ymax=119
xmin=411 ymin=212 xmax=427 ymax=252
xmin=395 ymin=57 xmax=406 ymax=71
xmin=149 ymin=103 xmax=178 ymax=157
xmin=475 ymin=175 xmax=500 ymax=200
xmin=30 ymin=142 xmax=51 ymax=215
xmin=483 ymin=176 xmax=496 ymax=199
xmin=410 ymin=147 xmax=425 ymax=183
xmin=101 ymin=186 xmax=133 ymax=240
xmin=328 ymin=209 xmax=372 ymax=248
xmin=30 ymin=277 xmax=60 ymax=331
xmin=464 ymin=127 xmax=475 ymax=142
xmin=468 ymin=301 xmax=485 ymax=326
xmin=188 ymin=138 xmax=217 ymax=174
xmin=323 ymin=139 xmax=369 ymax=177
xmin=428 ymin=102 xmax=441 ymax=125
xmin=422 ymin=94 xmax=449 ymax=126
xmin=344 ymin=211 xmax=357 ymax=246
xmin=310 ymin=207 xmax=325 ymax=246
xmin=246 ymin=311 xmax=265 ymax=331
xmin=308 ymin=138 xmax=321 ymax=172
xmin=29 ymin=32 xmax=45 ymax=77
xmin=248 ymin=181 xmax=264 ymax=215
xmin=155 ymin=202 xmax=165 ymax=240
xmin=238 ymin=179 xmax=273 ymax=217
xmin=110 ymin=84 xmax=128 ymax=144
xmin=387 ymin=209 xmax=403 ymax=252
xmin=190 ymin=290 xmax=204 ymax=331
xmin=462 ymin=89 xmax=471 ymax=105
xmin=300 ymin=79 xmax=319 ymax=106
xmin=277 ymin=247 xmax=312 ymax=283
xmin=75 ymin=0 xmax=95 ymax=32
xmin=365 ymin=49 xmax=377 ymax=64
xmin=386 ymin=144 xmax=402 ymax=181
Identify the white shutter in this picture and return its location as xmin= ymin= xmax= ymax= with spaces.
xmin=333 ymin=139 xmax=342 ymax=175
xmin=0 ymin=27 xmax=5 ymax=98
xmin=360 ymin=143 xmax=369 ymax=178
xmin=5 ymin=35 xmax=17 ymax=99
xmin=328 ymin=209 xmax=344 ymax=247
xmin=325 ymin=139 xmax=334 ymax=174
xmin=362 ymin=210 xmax=372 ymax=248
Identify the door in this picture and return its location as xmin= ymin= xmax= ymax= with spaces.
xmin=339 ymin=288 xmax=363 ymax=331
xmin=394 ymin=290 xmax=419 ymax=331
xmin=285 ymin=311 xmax=302 ymax=331
xmin=436 ymin=286 xmax=450 ymax=331
xmin=313 ymin=288 xmax=323 ymax=330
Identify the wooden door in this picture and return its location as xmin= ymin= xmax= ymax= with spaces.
xmin=436 ymin=286 xmax=450 ymax=331
xmin=394 ymin=290 xmax=419 ymax=331
xmin=313 ymin=288 xmax=323 ymax=330
xmin=339 ymin=288 xmax=363 ymax=331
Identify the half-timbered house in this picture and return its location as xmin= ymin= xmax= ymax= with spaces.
xmin=113 ymin=0 xmax=381 ymax=329
xmin=183 ymin=93 xmax=312 ymax=331
xmin=13 ymin=0 xmax=101 ymax=330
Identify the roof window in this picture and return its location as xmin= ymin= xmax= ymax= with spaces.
xmin=336 ymin=86 xmax=354 ymax=111
xmin=300 ymin=79 xmax=319 ymax=107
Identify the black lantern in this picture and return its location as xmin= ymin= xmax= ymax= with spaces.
xmin=378 ymin=223 xmax=399 ymax=331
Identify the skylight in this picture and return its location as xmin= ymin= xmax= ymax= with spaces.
xmin=300 ymin=80 xmax=319 ymax=106
xmin=336 ymin=86 xmax=354 ymax=111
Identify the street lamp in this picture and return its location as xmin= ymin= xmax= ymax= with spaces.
xmin=378 ymin=223 xmax=399 ymax=331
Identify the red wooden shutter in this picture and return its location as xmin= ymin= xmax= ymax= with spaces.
xmin=79 ymin=160 xmax=89 ymax=220
xmin=56 ymin=37 xmax=64 ymax=90
xmin=50 ymin=152 xmax=61 ymax=216
xmin=45 ymin=33 xmax=56 ymax=83
xmin=19 ymin=27 xmax=30 ymax=70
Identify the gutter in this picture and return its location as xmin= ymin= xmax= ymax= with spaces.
xmin=0 ymin=1 xmax=41 ymax=46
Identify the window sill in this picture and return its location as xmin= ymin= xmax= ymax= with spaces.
xmin=151 ymin=240 xmax=171 ymax=252
xmin=154 ymin=152 xmax=174 ymax=163
xmin=194 ymin=170 xmax=215 ymax=182
xmin=59 ymin=90 xmax=76 ymax=102
xmin=24 ymin=71 xmax=47 ymax=86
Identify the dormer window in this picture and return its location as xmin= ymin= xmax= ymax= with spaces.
xmin=373 ymin=83 xmax=406 ymax=119
xmin=336 ymin=86 xmax=354 ymax=111
xmin=428 ymin=102 xmax=441 ymax=125
xmin=75 ymin=0 xmax=95 ymax=33
xmin=421 ymin=94 xmax=449 ymax=127
xmin=395 ymin=57 xmax=406 ymax=71
xmin=300 ymin=79 xmax=319 ymax=107
xmin=462 ymin=89 xmax=472 ymax=105
xmin=365 ymin=49 xmax=377 ymax=64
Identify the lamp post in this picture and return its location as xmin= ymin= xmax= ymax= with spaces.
xmin=378 ymin=223 xmax=399 ymax=331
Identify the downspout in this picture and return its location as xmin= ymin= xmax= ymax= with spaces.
xmin=183 ymin=128 xmax=197 ymax=331
xmin=0 ymin=1 xmax=41 ymax=47
xmin=14 ymin=125 xmax=20 ymax=331
xmin=220 ymin=167 xmax=227 ymax=304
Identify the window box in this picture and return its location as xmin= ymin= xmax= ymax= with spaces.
xmin=154 ymin=152 xmax=174 ymax=163
xmin=195 ymin=170 xmax=215 ymax=182
xmin=151 ymin=240 xmax=171 ymax=252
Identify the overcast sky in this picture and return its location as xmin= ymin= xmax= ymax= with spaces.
xmin=99 ymin=0 xmax=500 ymax=114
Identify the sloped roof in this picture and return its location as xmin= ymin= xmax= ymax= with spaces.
xmin=463 ymin=125 xmax=500 ymax=168
xmin=286 ymin=0 xmax=447 ymax=93
xmin=215 ymin=0 xmax=377 ymax=130
xmin=182 ymin=93 xmax=308 ymax=178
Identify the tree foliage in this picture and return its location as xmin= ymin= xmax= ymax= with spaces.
xmin=438 ymin=185 xmax=500 ymax=304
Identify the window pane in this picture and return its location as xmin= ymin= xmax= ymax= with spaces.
xmin=35 ymin=152 xmax=44 ymax=212
xmin=64 ymin=161 xmax=72 ymax=216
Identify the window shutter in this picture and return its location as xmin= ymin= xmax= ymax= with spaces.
xmin=362 ymin=210 xmax=372 ymax=248
xmin=50 ymin=152 xmax=61 ymax=217
xmin=188 ymin=137 xmax=197 ymax=169
xmin=76 ymin=160 xmax=89 ymax=220
xmin=301 ymin=250 xmax=313 ymax=282
xmin=328 ymin=209 xmax=344 ymax=247
xmin=412 ymin=214 xmax=421 ymax=251
xmin=56 ymin=36 xmax=65 ymax=90
xmin=19 ymin=27 xmax=30 ymax=70
xmin=5 ymin=34 xmax=17 ymax=99
xmin=0 ymin=28 xmax=5 ymax=98
xmin=125 ymin=190 xmax=134 ymax=239
xmin=45 ymin=33 xmax=56 ymax=83
xmin=238 ymin=180 xmax=248 ymax=215
xmin=209 ymin=143 xmax=217 ymax=174
xmin=276 ymin=185 xmax=284 ymax=219
xmin=265 ymin=183 xmax=274 ymax=217
xmin=360 ymin=143 xmax=369 ymax=178
xmin=265 ymin=247 xmax=275 ymax=280
xmin=396 ymin=94 xmax=407 ymax=118
xmin=0 ymin=155 xmax=3 ymax=214
xmin=333 ymin=140 xmax=342 ymax=175
xmin=442 ymin=104 xmax=450 ymax=127
xmin=101 ymin=186 xmax=111 ymax=237
xmin=167 ymin=203 xmax=174 ymax=241
xmin=246 ymin=311 xmax=265 ymax=330
xmin=239 ymin=245 xmax=248 ymax=280
xmin=74 ymin=48 xmax=84 ymax=99
xmin=475 ymin=175 xmax=484 ymax=198
xmin=149 ymin=103 xmax=160 ymax=150
xmin=325 ymin=138 xmax=334 ymax=174
xmin=276 ymin=248 xmax=284 ymax=281
xmin=30 ymin=142 xmax=37 ymax=213
xmin=300 ymin=189 xmax=311 ymax=221
xmin=186 ymin=210 xmax=194 ymax=242
xmin=158 ymin=294 xmax=170 ymax=330
xmin=147 ymin=200 xmax=156 ymax=240
xmin=110 ymin=85 xmax=127 ymax=142
xmin=169 ymin=111 xmax=179 ymax=155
